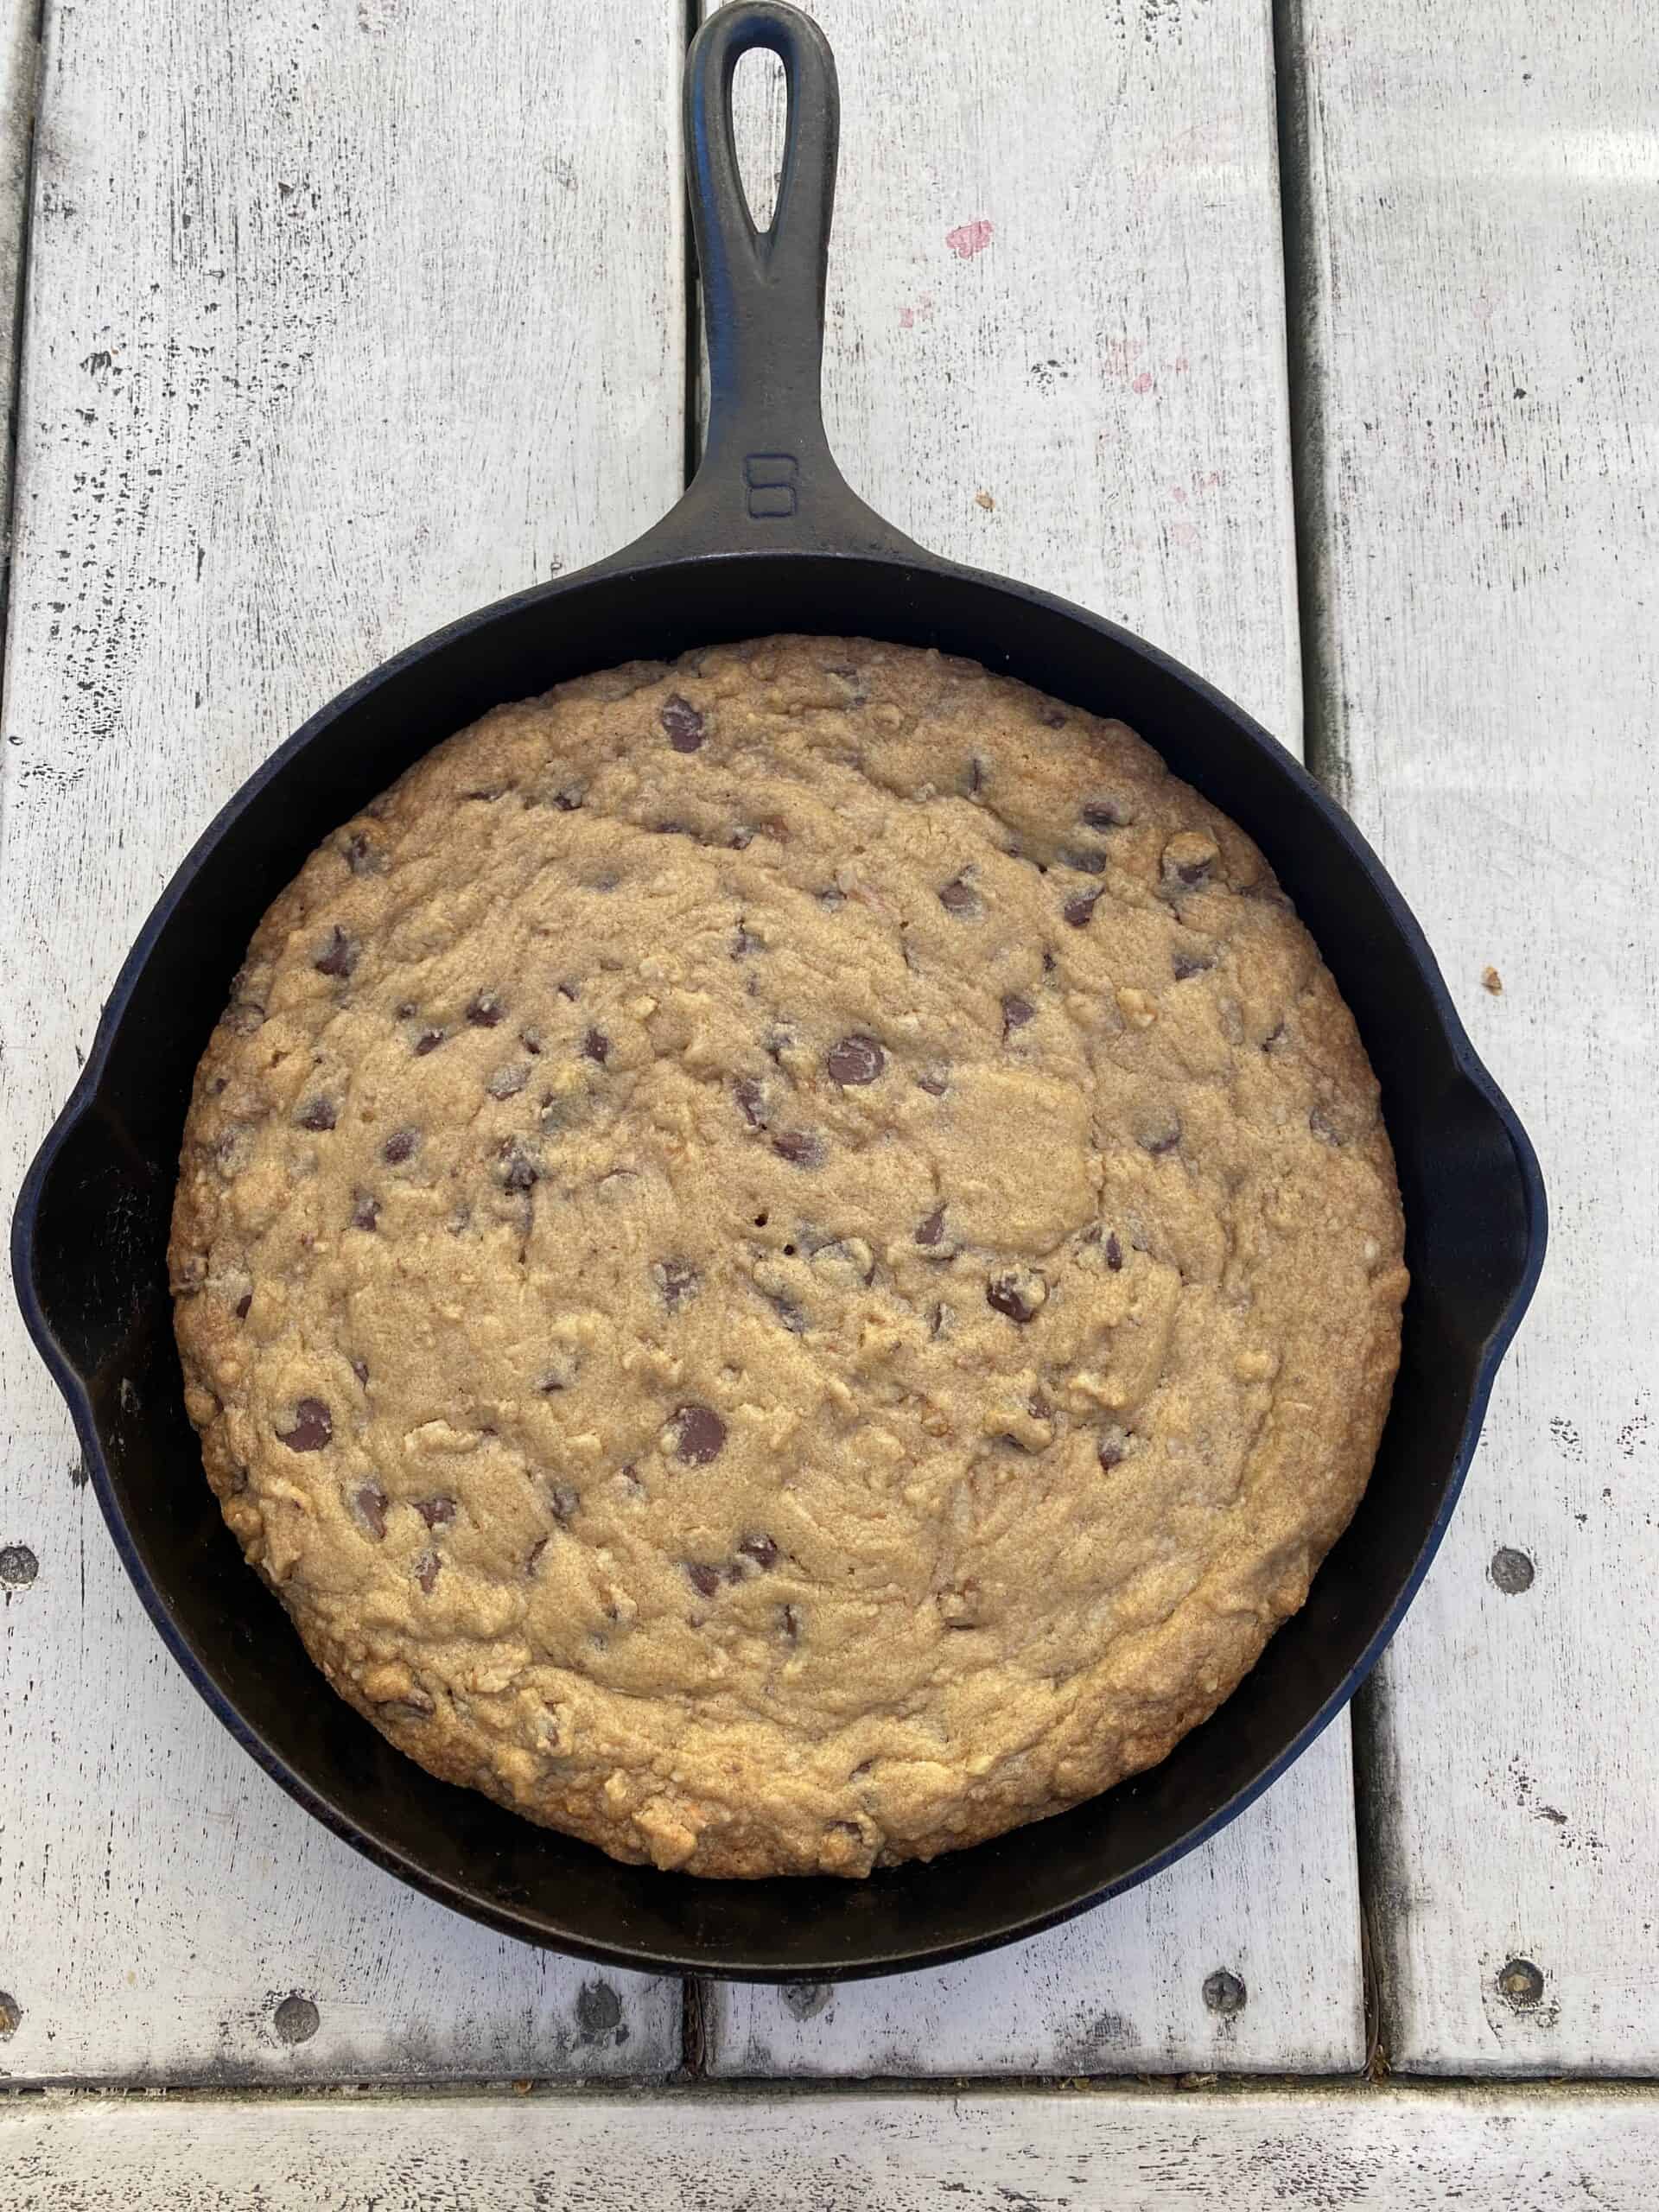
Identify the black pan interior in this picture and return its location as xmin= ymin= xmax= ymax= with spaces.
xmin=21 ymin=550 xmax=1540 ymax=1977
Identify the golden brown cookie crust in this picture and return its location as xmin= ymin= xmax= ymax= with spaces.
xmin=169 ymin=636 xmax=1407 ymax=1878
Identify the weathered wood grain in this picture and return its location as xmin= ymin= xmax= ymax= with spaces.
xmin=1285 ymin=1 xmax=1659 ymax=2068
xmin=6 ymin=2085 xmax=1657 ymax=2209
xmin=700 ymin=0 xmax=1364 ymax=2076
xmin=0 ymin=0 xmax=685 ymax=2083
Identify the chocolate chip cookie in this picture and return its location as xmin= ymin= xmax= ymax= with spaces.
xmin=169 ymin=636 xmax=1407 ymax=1878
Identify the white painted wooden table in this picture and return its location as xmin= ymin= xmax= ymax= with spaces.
xmin=0 ymin=0 xmax=1652 ymax=2201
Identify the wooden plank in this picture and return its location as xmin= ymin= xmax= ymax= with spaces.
xmin=4 ymin=2085 xmax=1657 ymax=2209
xmin=701 ymin=0 xmax=1363 ymax=2076
xmin=1285 ymin=1 xmax=1659 ymax=2069
xmin=0 ymin=0 xmax=685 ymax=2082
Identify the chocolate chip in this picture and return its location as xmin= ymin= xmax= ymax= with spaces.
xmin=772 ymin=1130 xmax=823 ymax=1168
xmin=737 ymin=1533 xmax=779 ymax=1570
xmin=395 ymin=1001 xmax=416 ymax=1019
xmin=654 ymin=1258 xmax=700 ymax=1312
xmin=1098 ymin=1428 xmax=1128 ymax=1471
xmin=763 ymin=1290 xmax=807 ymax=1334
xmin=686 ymin=1561 xmax=722 ymax=1598
xmin=351 ymin=1192 xmax=379 ymax=1231
xmin=1309 ymin=1107 xmax=1343 ymax=1145
xmin=780 ymin=1602 xmax=802 ymax=1643
xmin=467 ymin=991 xmax=505 ymax=1027
xmin=660 ymin=695 xmax=705 ymax=752
xmin=582 ymin=1027 xmax=610 ymax=1065
xmin=928 ymin=1301 xmax=950 ymax=1339
xmin=350 ymin=1355 xmax=369 ymax=1387
xmin=1141 ymin=1123 xmax=1181 ymax=1155
xmin=733 ymin=924 xmax=763 ymax=957
xmin=987 ymin=1270 xmax=1046 ymax=1324
xmin=486 ymin=1063 xmax=528 ymax=1100
xmin=938 ymin=876 xmax=978 ymax=915
xmin=1063 ymin=888 xmax=1102 ymax=928
xmin=234 ymin=1292 xmax=252 ymax=1320
xmin=965 ymin=754 xmax=988 ymax=795
xmin=314 ymin=925 xmax=357 ymax=978
xmin=414 ymin=1028 xmax=446 ymax=1056
xmin=297 ymin=1097 xmax=337 ymax=1132
xmin=916 ymin=1072 xmax=948 ymax=1097
xmin=670 ymin=1403 xmax=727 ymax=1465
xmin=735 ymin=1076 xmax=767 ymax=1128
xmin=538 ymin=1349 xmax=580 ymax=1392
xmin=1105 ymin=1230 xmax=1123 ymax=1271
xmin=1161 ymin=833 xmax=1219 ymax=892
xmin=277 ymin=1398 xmax=332 ymax=1452
xmin=382 ymin=1128 xmax=416 ymax=1164
xmin=498 ymin=1141 xmax=539 ymax=1192
xmin=415 ymin=1550 xmax=441 ymax=1594
xmin=350 ymin=1481 xmax=387 ymax=1538
xmin=1061 ymin=848 xmax=1107 ymax=876
xmin=550 ymin=785 xmax=583 ymax=812
xmin=1040 ymin=706 xmax=1067 ymax=728
xmin=526 ymin=1536 xmax=550 ymax=1573
xmin=1001 ymin=995 xmax=1033 ymax=1038
xmin=817 ymin=885 xmax=845 ymax=911
xmin=342 ymin=830 xmax=377 ymax=874
xmin=1081 ymin=798 xmax=1127 ymax=830
xmin=415 ymin=1497 xmax=455 ymax=1528
xmin=1173 ymin=948 xmax=1214 ymax=981
xmin=914 ymin=1205 xmax=946 ymax=1248
xmin=550 ymin=1484 xmax=580 ymax=1523
xmin=826 ymin=1033 xmax=885 ymax=1086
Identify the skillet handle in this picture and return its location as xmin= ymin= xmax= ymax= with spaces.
xmin=611 ymin=0 xmax=922 ymax=567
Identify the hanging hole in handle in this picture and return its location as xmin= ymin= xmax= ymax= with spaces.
xmin=731 ymin=44 xmax=788 ymax=234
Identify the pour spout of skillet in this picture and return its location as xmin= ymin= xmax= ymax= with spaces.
xmin=9 ymin=0 xmax=1544 ymax=1979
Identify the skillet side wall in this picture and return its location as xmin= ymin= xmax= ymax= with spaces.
xmin=13 ymin=553 xmax=1539 ymax=1976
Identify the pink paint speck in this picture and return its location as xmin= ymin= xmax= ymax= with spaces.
xmin=899 ymin=306 xmax=914 ymax=329
xmin=1169 ymin=520 xmax=1200 ymax=549
xmin=1172 ymin=485 xmax=1188 ymax=505
xmin=1131 ymin=372 xmax=1154 ymax=395
xmin=945 ymin=218 xmax=995 ymax=260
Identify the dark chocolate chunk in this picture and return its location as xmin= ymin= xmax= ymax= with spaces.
xmin=772 ymin=1129 xmax=824 ymax=1168
xmin=277 ymin=1397 xmax=332 ymax=1452
xmin=826 ymin=1033 xmax=885 ymax=1086
xmin=660 ymin=695 xmax=705 ymax=752
xmin=670 ymin=1403 xmax=727 ymax=1465
xmin=314 ymin=925 xmax=357 ymax=978
xmin=351 ymin=1482 xmax=388 ymax=1539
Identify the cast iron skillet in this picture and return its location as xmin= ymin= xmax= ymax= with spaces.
xmin=11 ymin=1 xmax=1545 ymax=1980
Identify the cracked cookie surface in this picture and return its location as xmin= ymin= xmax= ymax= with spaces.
xmin=169 ymin=635 xmax=1407 ymax=1878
